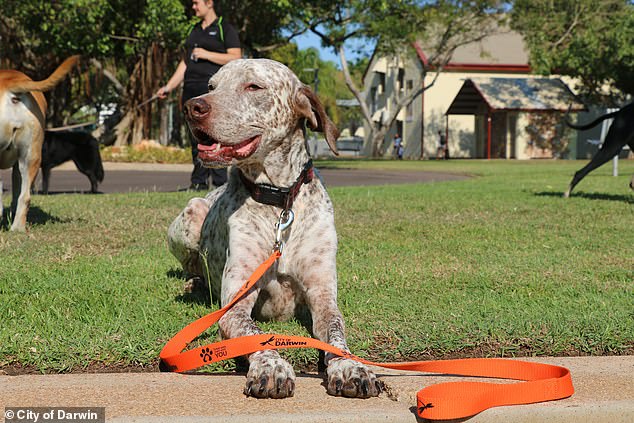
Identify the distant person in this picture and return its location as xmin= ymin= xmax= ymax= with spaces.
xmin=393 ymin=133 xmax=403 ymax=160
xmin=157 ymin=0 xmax=241 ymax=190
xmin=436 ymin=130 xmax=448 ymax=160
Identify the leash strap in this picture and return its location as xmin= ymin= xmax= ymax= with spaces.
xmin=160 ymin=250 xmax=574 ymax=420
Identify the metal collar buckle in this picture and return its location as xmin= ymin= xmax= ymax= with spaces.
xmin=274 ymin=209 xmax=294 ymax=253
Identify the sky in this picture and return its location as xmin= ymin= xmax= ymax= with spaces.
xmin=292 ymin=30 xmax=374 ymax=66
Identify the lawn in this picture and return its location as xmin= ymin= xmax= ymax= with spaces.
xmin=1 ymin=159 xmax=632 ymax=374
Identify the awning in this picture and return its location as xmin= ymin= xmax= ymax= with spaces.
xmin=446 ymin=77 xmax=587 ymax=115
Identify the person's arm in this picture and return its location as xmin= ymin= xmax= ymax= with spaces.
xmin=157 ymin=60 xmax=186 ymax=98
xmin=190 ymin=47 xmax=242 ymax=65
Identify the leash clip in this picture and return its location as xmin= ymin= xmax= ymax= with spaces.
xmin=274 ymin=209 xmax=294 ymax=253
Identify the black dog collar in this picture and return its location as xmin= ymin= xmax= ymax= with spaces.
xmin=239 ymin=160 xmax=314 ymax=210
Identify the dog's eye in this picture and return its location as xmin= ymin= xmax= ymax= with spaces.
xmin=246 ymin=84 xmax=263 ymax=92
xmin=11 ymin=96 xmax=20 ymax=104
xmin=207 ymin=84 xmax=215 ymax=92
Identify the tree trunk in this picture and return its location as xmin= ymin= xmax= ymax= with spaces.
xmin=114 ymin=43 xmax=170 ymax=146
xmin=159 ymin=101 xmax=170 ymax=145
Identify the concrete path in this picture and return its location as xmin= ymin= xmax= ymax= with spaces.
xmin=1 ymin=356 xmax=632 ymax=422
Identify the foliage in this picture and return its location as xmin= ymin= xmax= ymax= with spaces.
xmin=267 ymin=43 xmax=361 ymax=129
xmin=100 ymin=144 xmax=192 ymax=164
xmin=511 ymin=0 xmax=634 ymax=103
xmin=214 ymin=0 xmax=298 ymax=56
xmin=292 ymin=1 xmax=506 ymax=156
xmin=0 ymin=0 xmax=191 ymax=128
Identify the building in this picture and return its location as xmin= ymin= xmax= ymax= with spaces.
xmin=362 ymin=27 xmax=591 ymax=159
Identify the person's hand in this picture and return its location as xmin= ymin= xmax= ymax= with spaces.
xmin=157 ymin=85 xmax=169 ymax=99
xmin=191 ymin=47 xmax=208 ymax=62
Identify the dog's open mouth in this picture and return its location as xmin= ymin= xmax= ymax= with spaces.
xmin=194 ymin=131 xmax=261 ymax=168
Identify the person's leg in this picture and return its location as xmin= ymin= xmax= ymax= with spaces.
xmin=189 ymin=139 xmax=210 ymax=189
xmin=183 ymin=84 xmax=210 ymax=190
xmin=210 ymin=168 xmax=227 ymax=186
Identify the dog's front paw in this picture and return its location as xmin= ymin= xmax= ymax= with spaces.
xmin=244 ymin=350 xmax=295 ymax=399
xmin=326 ymin=358 xmax=381 ymax=398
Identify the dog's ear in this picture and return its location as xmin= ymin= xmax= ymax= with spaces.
xmin=296 ymin=85 xmax=339 ymax=155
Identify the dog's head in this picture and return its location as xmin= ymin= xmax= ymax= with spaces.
xmin=184 ymin=58 xmax=339 ymax=168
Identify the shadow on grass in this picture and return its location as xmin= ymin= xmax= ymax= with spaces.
xmin=1 ymin=205 xmax=70 ymax=229
xmin=534 ymin=191 xmax=634 ymax=204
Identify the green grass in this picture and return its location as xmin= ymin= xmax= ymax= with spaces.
xmin=1 ymin=160 xmax=633 ymax=373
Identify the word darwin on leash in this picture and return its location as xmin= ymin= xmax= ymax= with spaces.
xmin=160 ymin=208 xmax=574 ymax=420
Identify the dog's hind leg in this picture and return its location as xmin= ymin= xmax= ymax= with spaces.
xmin=564 ymin=128 xmax=626 ymax=197
xmin=629 ymin=142 xmax=634 ymax=191
xmin=41 ymin=166 xmax=51 ymax=195
xmin=72 ymin=158 xmax=100 ymax=193
xmin=10 ymin=162 xmax=29 ymax=231
xmin=167 ymin=197 xmax=211 ymax=278
xmin=0 ymin=179 xmax=3 ymax=224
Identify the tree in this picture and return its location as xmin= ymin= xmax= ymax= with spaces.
xmin=0 ymin=0 xmax=307 ymax=145
xmin=511 ymin=0 xmax=634 ymax=104
xmin=293 ymin=0 xmax=506 ymax=157
xmin=0 ymin=0 xmax=191 ymax=138
xmin=268 ymin=43 xmax=360 ymax=129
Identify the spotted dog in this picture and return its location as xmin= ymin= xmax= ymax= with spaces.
xmin=0 ymin=56 xmax=78 ymax=230
xmin=167 ymin=59 xmax=381 ymax=399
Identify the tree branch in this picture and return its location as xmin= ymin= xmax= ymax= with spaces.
xmin=89 ymin=58 xmax=125 ymax=93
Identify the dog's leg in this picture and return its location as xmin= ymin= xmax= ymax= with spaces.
xmin=0 ymin=178 xmax=3 ymax=224
xmin=167 ymin=197 xmax=211 ymax=280
xmin=305 ymin=281 xmax=381 ymax=398
xmin=41 ymin=166 xmax=51 ymax=195
xmin=564 ymin=127 xmax=626 ymax=197
xmin=217 ymin=238 xmax=296 ymax=399
xmin=10 ymin=159 xmax=34 ymax=231
xmin=220 ymin=297 xmax=296 ymax=399
xmin=629 ymin=142 xmax=634 ymax=192
xmin=72 ymin=158 xmax=99 ymax=193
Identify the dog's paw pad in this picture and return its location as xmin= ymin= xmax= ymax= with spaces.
xmin=244 ymin=351 xmax=295 ymax=399
xmin=326 ymin=358 xmax=381 ymax=398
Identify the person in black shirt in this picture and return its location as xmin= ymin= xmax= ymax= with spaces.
xmin=157 ymin=0 xmax=241 ymax=190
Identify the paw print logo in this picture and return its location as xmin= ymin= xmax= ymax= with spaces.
xmin=200 ymin=347 xmax=213 ymax=363
xmin=418 ymin=403 xmax=434 ymax=414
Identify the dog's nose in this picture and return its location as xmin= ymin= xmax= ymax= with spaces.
xmin=184 ymin=98 xmax=211 ymax=121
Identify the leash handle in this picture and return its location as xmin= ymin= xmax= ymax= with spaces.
xmin=160 ymin=250 xmax=574 ymax=420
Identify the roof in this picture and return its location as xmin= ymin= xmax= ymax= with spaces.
xmin=414 ymin=27 xmax=531 ymax=73
xmin=446 ymin=77 xmax=587 ymax=115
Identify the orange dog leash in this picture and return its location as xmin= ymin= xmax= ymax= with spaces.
xmin=160 ymin=217 xmax=574 ymax=420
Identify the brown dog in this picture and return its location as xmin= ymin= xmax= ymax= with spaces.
xmin=0 ymin=56 xmax=78 ymax=230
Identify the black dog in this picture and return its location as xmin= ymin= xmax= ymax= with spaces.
xmin=564 ymin=102 xmax=634 ymax=197
xmin=41 ymin=130 xmax=104 ymax=194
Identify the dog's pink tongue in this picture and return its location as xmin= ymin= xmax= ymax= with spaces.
xmin=197 ymin=143 xmax=231 ymax=166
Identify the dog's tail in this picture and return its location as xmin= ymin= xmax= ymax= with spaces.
xmin=564 ymin=108 xmax=621 ymax=131
xmin=9 ymin=55 xmax=80 ymax=93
